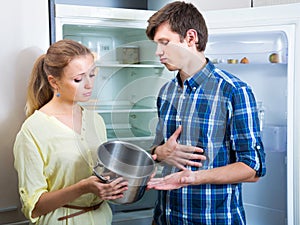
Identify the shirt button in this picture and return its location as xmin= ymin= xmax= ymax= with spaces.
xmin=256 ymin=145 xmax=261 ymax=150
xmin=192 ymin=87 xmax=196 ymax=91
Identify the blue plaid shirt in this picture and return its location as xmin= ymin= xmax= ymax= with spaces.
xmin=153 ymin=60 xmax=266 ymax=225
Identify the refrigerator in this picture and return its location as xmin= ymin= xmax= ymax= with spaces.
xmin=51 ymin=2 xmax=300 ymax=225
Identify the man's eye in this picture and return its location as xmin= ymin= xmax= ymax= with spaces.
xmin=161 ymin=40 xmax=169 ymax=46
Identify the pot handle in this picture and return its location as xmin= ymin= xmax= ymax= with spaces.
xmin=93 ymin=162 xmax=110 ymax=184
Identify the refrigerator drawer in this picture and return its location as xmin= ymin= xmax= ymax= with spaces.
xmin=112 ymin=209 xmax=153 ymax=225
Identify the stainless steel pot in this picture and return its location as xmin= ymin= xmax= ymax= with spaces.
xmin=93 ymin=140 xmax=155 ymax=204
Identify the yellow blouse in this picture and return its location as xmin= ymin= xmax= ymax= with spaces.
xmin=13 ymin=109 xmax=112 ymax=225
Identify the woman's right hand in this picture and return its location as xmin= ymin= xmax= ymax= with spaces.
xmin=83 ymin=176 xmax=128 ymax=200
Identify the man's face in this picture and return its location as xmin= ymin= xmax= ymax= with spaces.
xmin=153 ymin=22 xmax=190 ymax=71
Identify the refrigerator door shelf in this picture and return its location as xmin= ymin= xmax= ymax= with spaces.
xmin=207 ymin=51 xmax=287 ymax=65
xmin=215 ymin=63 xmax=287 ymax=69
xmin=206 ymin=30 xmax=288 ymax=64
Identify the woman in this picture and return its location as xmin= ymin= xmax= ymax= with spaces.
xmin=13 ymin=39 xmax=128 ymax=224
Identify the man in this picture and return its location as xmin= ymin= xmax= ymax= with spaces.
xmin=146 ymin=1 xmax=266 ymax=224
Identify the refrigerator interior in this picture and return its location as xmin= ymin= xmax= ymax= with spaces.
xmin=206 ymin=30 xmax=288 ymax=225
xmin=62 ymin=24 xmax=174 ymax=150
xmin=60 ymin=20 xmax=174 ymax=222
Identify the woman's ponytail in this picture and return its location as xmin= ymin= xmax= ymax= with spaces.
xmin=25 ymin=54 xmax=53 ymax=117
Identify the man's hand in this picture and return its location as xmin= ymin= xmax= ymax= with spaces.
xmin=147 ymin=170 xmax=197 ymax=190
xmin=153 ymin=126 xmax=206 ymax=170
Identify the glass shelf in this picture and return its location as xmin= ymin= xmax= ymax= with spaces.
xmin=82 ymin=104 xmax=157 ymax=114
xmin=96 ymin=63 xmax=164 ymax=69
xmin=106 ymin=127 xmax=153 ymax=140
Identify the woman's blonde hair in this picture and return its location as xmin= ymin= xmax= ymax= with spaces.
xmin=25 ymin=39 xmax=92 ymax=117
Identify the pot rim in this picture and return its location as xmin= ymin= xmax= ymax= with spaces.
xmin=97 ymin=140 xmax=155 ymax=179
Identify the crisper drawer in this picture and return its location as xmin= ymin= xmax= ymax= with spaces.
xmin=111 ymin=190 xmax=156 ymax=225
xmin=110 ymin=189 xmax=157 ymax=213
xmin=112 ymin=209 xmax=154 ymax=225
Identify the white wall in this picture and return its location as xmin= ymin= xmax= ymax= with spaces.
xmin=0 ymin=0 xmax=49 ymax=223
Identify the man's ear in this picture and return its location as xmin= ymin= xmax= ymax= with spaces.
xmin=186 ymin=29 xmax=198 ymax=47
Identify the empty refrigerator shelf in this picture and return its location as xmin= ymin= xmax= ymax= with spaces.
xmin=107 ymin=127 xmax=152 ymax=139
xmin=244 ymin=203 xmax=285 ymax=214
xmin=81 ymin=103 xmax=156 ymax=113
xmin=97 ymin=63 xmax=164 ymax=68
xmin=98 ymin=106 xmax=156 ymax=113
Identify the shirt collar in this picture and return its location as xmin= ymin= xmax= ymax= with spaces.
xmin=176 ymin=58 xmax=215 ymax=90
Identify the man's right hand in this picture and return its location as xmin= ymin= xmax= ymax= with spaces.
xmin=153 ymin=126 xmax=206 ymax=170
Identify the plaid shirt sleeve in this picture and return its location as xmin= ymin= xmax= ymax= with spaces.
xmin=230 ymin=85 xmax=266 ymax=177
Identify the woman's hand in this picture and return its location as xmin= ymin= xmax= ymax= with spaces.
xmin=147 ymin=170 xmax=197 ymax=190
xmin=84 ymin=176 xmax=128 ymax=200
xmin=154 ymin=126 xmax=206 ymax=170
xmin=32 ymin=176 xmax=128 ymax=218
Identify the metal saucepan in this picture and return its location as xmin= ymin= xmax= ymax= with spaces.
xmin=93 ymin=140 xmax=155 ymax=204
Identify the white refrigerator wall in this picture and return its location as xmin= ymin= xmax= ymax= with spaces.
xmin=0 ymin=0 xmax=49 ymax=223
